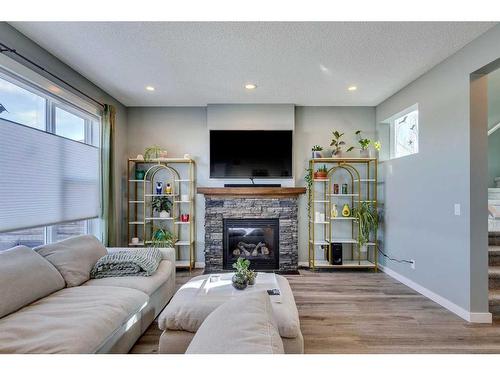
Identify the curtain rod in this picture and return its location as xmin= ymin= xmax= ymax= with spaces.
xmin=0 ymin=42 xmax=105 ymax=109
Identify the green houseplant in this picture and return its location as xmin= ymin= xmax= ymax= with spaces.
xmin=352 ymin=202 xmax=378 ymax=252
xmin=305 ymin=167 xmax=313 ymax=220
xmin=355 ymin=130 xmax=371 ymax=157
xmin=152 ymin=196 xmax=172 ymax=218
xmin=330 ymin=130 xmax=354 ymax=157
xmin=231 ymin=257 xmax=257 ymax=289
xmin=311 ymin=145 xmax=323 ymax=158
xmin=355 ymin=130 xmax=382 ymax=157
xmin=150 ymin=227 xmax=175 ymax=249
xmin=314 ymin=165 xmax=328 ymax=180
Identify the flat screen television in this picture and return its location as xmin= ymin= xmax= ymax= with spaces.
xmin=210 ymin=130 xmax=293 ymax=179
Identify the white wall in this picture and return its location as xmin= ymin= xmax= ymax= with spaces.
xmin=375 ymin=24 xmax=500 ymax=318
xmin=126 ymin=105 xmax=375 ymax=263
xmin=488 ymin=69 xmax=500 ymax=187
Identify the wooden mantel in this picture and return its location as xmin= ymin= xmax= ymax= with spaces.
xmin=197 ymin=187 xmax=306 ymax=197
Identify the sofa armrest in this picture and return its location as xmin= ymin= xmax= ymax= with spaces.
xmin=160 ymin=248 xmax=176 ymax=263
xmin=106 ymin=247 xmax=175 ymax=263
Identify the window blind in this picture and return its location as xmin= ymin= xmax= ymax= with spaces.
xmin=0 ymin=119 xmax=100 ymax=232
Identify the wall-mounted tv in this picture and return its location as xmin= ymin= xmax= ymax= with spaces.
xmin=210 ymin=130 xmax=293 ymax=179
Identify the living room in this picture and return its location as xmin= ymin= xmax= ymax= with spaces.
xmin=1 ymin=1 xmax=500 ymax=373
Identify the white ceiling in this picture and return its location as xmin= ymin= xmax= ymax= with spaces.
xmin=10 ymin=22 xmax=496 ymax=107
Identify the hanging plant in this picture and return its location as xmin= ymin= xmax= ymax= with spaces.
xmin=352 ymin=202 xmax=378 ymax=247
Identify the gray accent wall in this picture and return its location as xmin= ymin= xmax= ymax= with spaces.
xmin=488 ymin=69 xmax=500 ymax=187
xmin=126 ymin=106 xmax=375 ymax=263
xmin=0 ymin=22 xmax=128 ymax=246
xmin=375 ymin=24 xmax=500 ymax=314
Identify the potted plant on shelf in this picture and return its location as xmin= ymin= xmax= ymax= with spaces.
xmin=355 ymin=130 xmax=371 ymax=157
xmin=330 ymin=130 xmax=354 ymax=157
xmin=355 ymin=130 xmax=382 ymax=158
xmin=311 ymin=145 xmax=323 ymax=159
xmin=313 ymin=165 xmax=328 ymax=180
xmin=144 ymin=145 xmax=168 ymax=161
xmin=150 ymin=227 xmax=175 ymax=249
xmin=352 ymin=201 xmax=378 ymax=253
xmin=152 ymin=196 xmax=172 ymax=218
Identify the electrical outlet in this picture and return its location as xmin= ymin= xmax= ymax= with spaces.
xmin=454 ymin=203 xmax=461 ymax=216
xmin=410 ymin=259 xmax=416 ymax=269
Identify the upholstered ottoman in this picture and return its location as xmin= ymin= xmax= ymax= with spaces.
xmin=157 ymin=273 xmax=303 ymax=354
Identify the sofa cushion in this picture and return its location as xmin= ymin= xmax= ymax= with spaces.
xmin=83 ymin=259 xmax=174 ymax=296
xmin=35 ymin=235 xmax=107 ymax=287
xmin=0 ymin=285 xmax=148 ymax=354
xmin=186 ymin=291 xmax=284 ymax=354
xmin=0 ymin=246 xmax=65 ymax=319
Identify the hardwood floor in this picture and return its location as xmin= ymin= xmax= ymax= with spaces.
xmin=130 ymin=269 xmax=500 ymax=354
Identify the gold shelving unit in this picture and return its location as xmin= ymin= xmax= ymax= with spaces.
xmin=127 ymin=158 xmax=196 ymax=270
xmin=308 ymin=157 xmax=378 ymax=271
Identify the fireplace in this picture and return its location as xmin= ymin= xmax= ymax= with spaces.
xmin=223 ymin=218 xmax=279 ymax=270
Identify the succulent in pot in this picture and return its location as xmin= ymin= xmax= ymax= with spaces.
xmin=313 ymin=165 xmax=328 ymax=180
xmin=245 ymin=269 xmax=257 ymax=285
xmin=231 ymin=272 xmax=248 ymax=290
xmin=231 ymin=257 xmax=256 ymax=290
xmin=311 ymin=145 xmax=323 ymax=159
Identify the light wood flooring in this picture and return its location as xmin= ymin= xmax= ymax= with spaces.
xmin=130 ymin=269 xmax=500 ymax=354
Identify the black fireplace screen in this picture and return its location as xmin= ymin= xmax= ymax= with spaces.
xmin=223 ymin=218 xmax=279 ymax=270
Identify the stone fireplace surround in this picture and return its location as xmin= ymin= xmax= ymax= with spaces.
xmin=197 ymin=187 xmax=306 ymax=273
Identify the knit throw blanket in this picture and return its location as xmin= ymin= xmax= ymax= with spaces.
xmin=90 ymin=248 xmax=162 ymax=279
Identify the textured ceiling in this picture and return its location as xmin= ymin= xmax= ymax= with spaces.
xmin=10 ymin=22 xmax=496 ymax=107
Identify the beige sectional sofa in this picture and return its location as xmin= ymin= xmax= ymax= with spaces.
xmin=0 ymin=235 xmax=176 ymax=354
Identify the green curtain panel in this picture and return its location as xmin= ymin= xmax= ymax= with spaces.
xmin=101 ymin=104 xmax=116 ymax=246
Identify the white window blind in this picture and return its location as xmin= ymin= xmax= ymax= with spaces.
xmin=0 ymin=118 xmax=100 ymax=232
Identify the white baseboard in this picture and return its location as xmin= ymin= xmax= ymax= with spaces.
xmin=379 ymin=264 xmax=492 ymax=324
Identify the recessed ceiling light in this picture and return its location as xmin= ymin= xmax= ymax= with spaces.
xmin=245 ymin=83 xmax=257 ymax=90
xmin=146 ymin=86 xmax=155 ymax=91
xmin=348 ymin=85 xmax=357 ymax=91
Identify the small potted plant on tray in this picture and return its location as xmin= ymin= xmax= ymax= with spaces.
xmin=231 ymin=257 xmax=257 ymax=289
xmin=314 ymin=165 xmax=328 ymax=180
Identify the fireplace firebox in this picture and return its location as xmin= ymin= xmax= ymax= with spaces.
xmin=223 ymin=218 xmax=279 ymax=270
